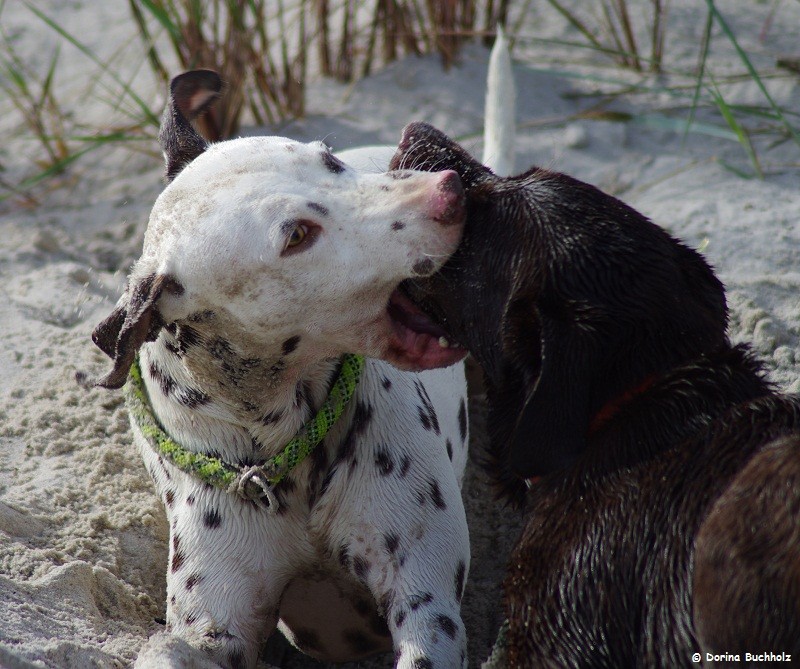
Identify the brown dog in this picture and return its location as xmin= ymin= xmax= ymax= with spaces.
xmin=390 ymin=121 xmax=800 ymax=667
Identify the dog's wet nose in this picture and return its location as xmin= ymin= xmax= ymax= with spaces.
xmin=432 ymin=170 xmax=465 ymax=227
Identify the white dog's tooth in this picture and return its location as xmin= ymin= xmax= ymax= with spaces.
xmin=438 ymin=336 xmax=450 ymax=349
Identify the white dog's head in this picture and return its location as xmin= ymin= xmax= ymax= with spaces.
xmin=88 ymin=71 xmax=466 ymax=391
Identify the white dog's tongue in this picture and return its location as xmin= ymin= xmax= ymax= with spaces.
xmin=386 ymin=289 xmax=467 ymax=370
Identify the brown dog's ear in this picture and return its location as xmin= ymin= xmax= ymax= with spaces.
xmin=82 ymin=274 xmax=183 ymax=390
xmin=507 ymin=311 xmax=594 ymax=479
xmin=159 ymin=69 xmax=222 ymax=181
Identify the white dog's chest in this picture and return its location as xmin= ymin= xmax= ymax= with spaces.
xmin=134 ymin=355 xmax=469 ymax=662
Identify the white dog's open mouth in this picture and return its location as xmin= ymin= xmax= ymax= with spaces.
xmin=385 ymin=288 xmax=467 ymax=370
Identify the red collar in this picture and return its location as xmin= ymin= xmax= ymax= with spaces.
xmin=525 ymin=374 xmax=657 ymax=487
xmin=587 ymin=374 xmax=657 ymax=436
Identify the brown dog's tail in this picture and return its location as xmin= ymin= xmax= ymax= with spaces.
xmin=483 ymin=26 xmax=516 ymax=177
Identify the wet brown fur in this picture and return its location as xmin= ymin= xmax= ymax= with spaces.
xmin=391 ymin=122 xmax=800 ymax=667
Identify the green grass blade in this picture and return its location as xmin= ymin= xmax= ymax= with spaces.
xmin=705 ymin=0 xmax=800 ymax=149
xmin=21 ymin=0 xmax=159 ymax=127
xmin=128 ymin=0 xmax=171 ymax=84
xmin=134 ymin=0 xmax=182 ymax=42
xmin=684 ymin=9 xmax=713 ymax=146
xmin=708 ymin=79 xmax=762 ymax=178
xmin=717 ymin=159 xmax=757 ymax=179
xmin=37 ymin=45 xmax=60 ymax=112
xmin=542 ymin=0 xmax=607 ymax=54
xmin=632 ymin=113 xmax=739 ymax=141
xmin=1 ymin=142 xmax=99 ymax=197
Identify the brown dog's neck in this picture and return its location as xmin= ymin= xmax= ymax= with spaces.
xmin=587 ymin=374 xmax=658 ymax=437
xmin=580 ymin=344 xmax=773 ymax=476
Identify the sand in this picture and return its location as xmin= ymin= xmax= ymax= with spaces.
xmin=0 ymin=1 xmax=798 ymax=667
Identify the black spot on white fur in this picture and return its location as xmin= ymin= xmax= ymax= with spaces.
xmin=335 ymin=401 xmax=372 ymax=470
xmin=148 ymin=361 xmax=176 ymax=396
xmin=176 ymin=386 xmax=210 ymax=408
xmin=307 ymin=443 xmax=330 ymax=506
xmin=458 ymin=398 xmax=467 ymax=443
xmin=164 ymin=338 xmax=182 ymax=357
xmin=413 ymin=657 xmax=433 ymax=669
xmin=429 ymin=478 xmax=446 ymax=510
xmin=281 ymin=335 xmax=301 ymax=355
xmin=445 ymin=439 xmax=453 ymax=461
xmin=185 ymin=573 xmax=202 ymax=591
xmin=171 ymin=534 xmax=185 ymax=572
xmin=157 ymin=456 xmax=172 ymax=480
xmin=409 ymin=592 xmax=433 ymax=610
xmin=415 ymin=381 xmax=440 ymax=435
xmin=294 ymin=381 xmax=311 ymax=409
xmin=203 ymin=508 xmax=222 ymax=529
xmin=384 ymin=532 xmax=400 ymax=554
xmin=175 ymin=323 xmax=202 ymax=353
xmin=261 ymin=409 xmax=283 ymax=425
xmin=375 ymin=446 xmax=394 ymax=475
xmin=435 ymin=614 xmax=458 ymax=640
xmin=392 ymin=221 xmax=406 ymax=231
xmin=307 ymin=202 xmax=329 ymax=217
xmin=322 ymin=150 xmax=346 ymax=174
xmin=454 ymin=561 xmax=466 ymax=603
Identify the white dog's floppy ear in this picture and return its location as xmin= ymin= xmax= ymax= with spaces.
xmin=81 ymin=274 xmax=184 ymax=390
xmin=159 ymin=69 xmax=222 ymax=181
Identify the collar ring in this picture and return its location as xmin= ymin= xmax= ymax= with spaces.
xmin=232 ymin=466 xmax=279 ymax=514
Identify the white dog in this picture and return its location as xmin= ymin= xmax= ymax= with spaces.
xmin=84 ymin=69 xmax=472 ymax=669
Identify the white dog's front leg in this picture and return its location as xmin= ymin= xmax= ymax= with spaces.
xmin=381 ymin=551 xmax=469 ymax=669
xmin=161 ymin=487 xmax=289 ymax=669
xmin=331 ymin=477 xmax=470 ymax=669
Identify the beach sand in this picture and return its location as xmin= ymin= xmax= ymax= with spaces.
xmin=1 ymin=1 xmax=798 ymax=666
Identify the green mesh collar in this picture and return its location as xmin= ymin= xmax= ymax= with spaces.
xmin=124 ymin=353 xmax=365 ymax=513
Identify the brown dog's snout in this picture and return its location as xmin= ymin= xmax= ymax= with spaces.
xmin=431 ymin=169 xmax=465 ymax=227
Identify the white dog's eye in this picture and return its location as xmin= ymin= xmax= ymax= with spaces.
xmin=287 ymin=224 xmax=307 ymax=248
xmin=281 ymin=220 xmax=319 ymax=256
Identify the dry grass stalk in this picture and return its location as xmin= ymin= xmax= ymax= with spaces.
xmin=131 ymin=0 xmax=510 ymax=135
xmin=130 ymin=0 xmax=308 ymax=137
xmin=543 ymin=0 xmax=668 ymax=72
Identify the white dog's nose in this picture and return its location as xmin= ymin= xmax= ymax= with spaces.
xmin=430 ymin=169 xmax=465 ymax=227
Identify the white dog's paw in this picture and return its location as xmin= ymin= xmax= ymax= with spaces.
xmin=134 ymin=631 xmax=221 ymax=669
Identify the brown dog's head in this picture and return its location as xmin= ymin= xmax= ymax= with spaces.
xmin=391 ymin=122 xmax=729 ymax=501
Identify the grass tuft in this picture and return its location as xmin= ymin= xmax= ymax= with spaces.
xmin=1 ymin=0 xmax=798 ymax=202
